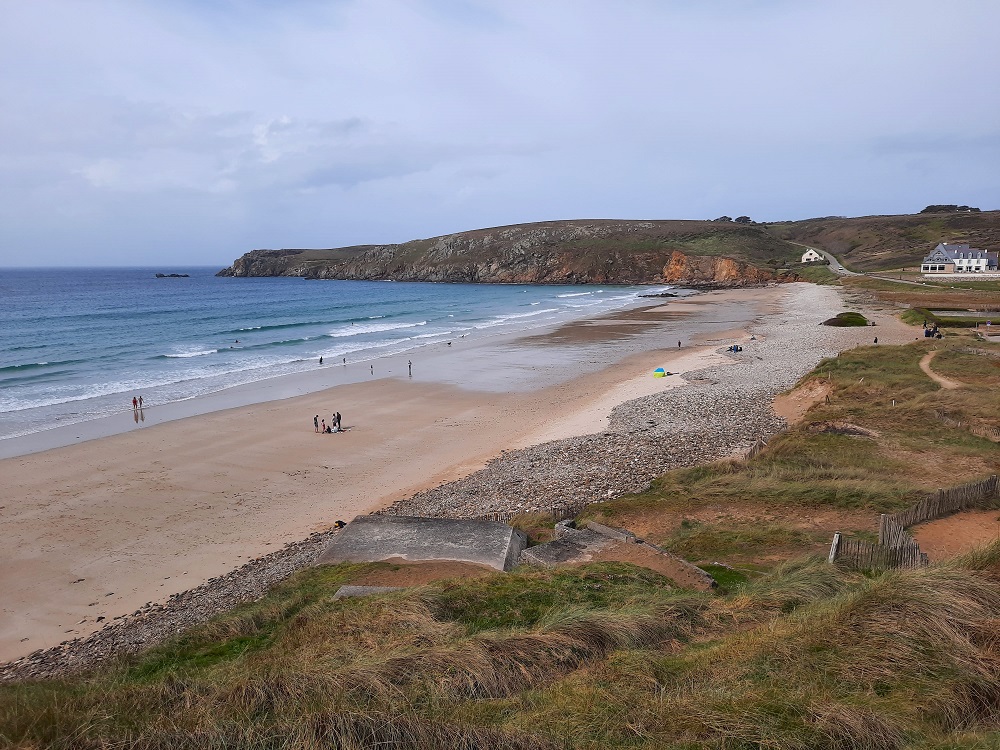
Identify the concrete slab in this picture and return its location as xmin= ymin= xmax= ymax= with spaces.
xmin=315 ymin=515 xmax=528 ymax=572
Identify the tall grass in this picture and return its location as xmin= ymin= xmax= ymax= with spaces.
xmin=6 ymin=549 xmax=1000 ymax=748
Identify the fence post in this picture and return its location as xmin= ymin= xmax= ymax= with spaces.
xmin=828 ymin=532 xmax=842 ymax=564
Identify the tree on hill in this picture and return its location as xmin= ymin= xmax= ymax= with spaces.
xmin=734 ymin=215 xmax=752 ymax=224
xmin=920 ymin=204 xmax=981 ymax=213
xmin=713 ymin=216 xmax=732 ymax=222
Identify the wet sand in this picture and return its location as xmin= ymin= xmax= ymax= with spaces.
xmin=0 ymin=286 xmax=782 ymax=662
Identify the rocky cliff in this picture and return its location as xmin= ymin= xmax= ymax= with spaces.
xmin=217 ymin=219 xmax=802 ymax=285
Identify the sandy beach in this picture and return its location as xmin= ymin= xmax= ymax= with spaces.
xmin=0 ymin=286 xmax=792 ymax=664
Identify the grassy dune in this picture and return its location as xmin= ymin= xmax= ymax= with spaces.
xmin=2 ymin=341 xmax=1000 ymax=749
xmin=5 ymin=554 xmax=1000 ymax=748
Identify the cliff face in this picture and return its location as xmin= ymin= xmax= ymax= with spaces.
xmin=218 ymin=220 xmax=800 ymax=285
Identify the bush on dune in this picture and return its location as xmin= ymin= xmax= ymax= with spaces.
xmin=822 ymin=311 xmax=870 ymax=326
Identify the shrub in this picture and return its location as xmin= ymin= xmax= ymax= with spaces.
xmin=823 ymin=311 xmax=869 ymax=327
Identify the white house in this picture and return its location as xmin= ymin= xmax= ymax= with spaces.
xmin=921 ymin=243 xmax=999 ymax=274
xmin=800 ymin=248 xmax=824 ymax=263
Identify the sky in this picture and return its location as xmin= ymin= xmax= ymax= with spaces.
xmin=1 ymin=1 xmax=998 ymax=267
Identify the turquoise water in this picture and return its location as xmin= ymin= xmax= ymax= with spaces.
xmin=0 ymin=268 xmax=670 ymax=440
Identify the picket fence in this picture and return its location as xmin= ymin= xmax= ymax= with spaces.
xmin=935 ymin=410 xmax=1000 ymax=442
xmin=830 ymin=475 xmax=998 ymax=570
xmin=828 ymin=534 xmax=927 ymax=570
xmin=886 ymin=475 xmax=999 ymax=529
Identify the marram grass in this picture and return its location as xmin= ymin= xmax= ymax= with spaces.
xmin=6 ymin=549 xmax=1000 ymax=748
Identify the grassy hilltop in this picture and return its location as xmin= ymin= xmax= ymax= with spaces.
xmin=769 ymin=210 xmax=1000 ymax=271
xmin=217 ymin=219 xmax=804 ymax=284
xmin=217 ymin=211 xmax=1000 ymax=281
xmin=4 ymin=335 xmax=1000 ymax=749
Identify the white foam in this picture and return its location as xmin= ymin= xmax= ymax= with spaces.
xmin=327 ymin=320 xmax=427 ymax=338
xmin=164 ymin=349 xmax=218 ymax=358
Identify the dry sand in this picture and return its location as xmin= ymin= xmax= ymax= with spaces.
xmin=0 ymin=286 xmax=783 ymax=662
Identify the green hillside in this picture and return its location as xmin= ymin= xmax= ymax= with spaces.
xmin=769 ymin=210 xmax=1000 ymax=271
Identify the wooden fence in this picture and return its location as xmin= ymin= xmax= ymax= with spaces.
xmin=830 ymin=474 xmax=998 ymax=571
xmin=745 ymin=426 xmax=788 ymax=461
xmin=828 ymin=533 xmax=927 ymax=570
xmin=887 ymin=475 xmax=999 ymax=529
xmin=934 ymin=410 xmax=1000 ymax=442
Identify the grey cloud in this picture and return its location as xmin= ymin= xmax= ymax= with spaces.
xmin=1 ymin=0 xmax=999 ymax=266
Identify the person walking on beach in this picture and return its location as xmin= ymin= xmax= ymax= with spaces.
xmin=314 ymin=415 xmax=319 ymax=433
xmin=319 ymin=356 xmax=323 ymax=365
xmin=321 ymin=419 xmax=326 ymax=433
xmin=335 ymin=412 xmax=341 ymax=430
xmin=370 ymin=364 xmax=374 ymax=375
xmin=677 ymin=340 xmax=681 ymax=349
xmin=138 ymin=395 xmax=143 ymax=408
xmin=408 ymin=360 xmax=412 ymax=377
xmin=132 ymin=396 xmax=138 ymax=410
xmin=874 ymin=337 xmax=878 ymax=344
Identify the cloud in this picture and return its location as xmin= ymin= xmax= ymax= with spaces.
xmin=1 ymin=0 xmax=999 ymax=265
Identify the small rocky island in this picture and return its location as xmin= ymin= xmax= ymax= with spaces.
xmin=154 ymin=273 xmax=189 ymax=278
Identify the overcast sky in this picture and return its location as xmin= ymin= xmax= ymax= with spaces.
xmin=1 ymin=1 xmax=998 ymax=267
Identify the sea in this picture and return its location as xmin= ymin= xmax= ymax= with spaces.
xmin=0 ymin=267 xmax=673 ymax=443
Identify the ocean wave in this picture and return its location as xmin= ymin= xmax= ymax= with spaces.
xmin=557 ymin=292 xmax=593 ymax=298
xmin=474 ymin=308 xmax=558 ymax=329
xmin=161 ymin=349 xmax=218 ymax=359
xmin=221 ymin=320 xmax=331 ymax=335
xmin=225 ymin=336 xmax=317 ymax=351
xmin=0 ymin=369 xmax=80 ymax=388
xmin=411 ymin=330 xmax=453 ymax=339
xmin=0 ymin=358 xmax=85 ymax=373
xmin=327 ymin=320 xmax=427 ymax=338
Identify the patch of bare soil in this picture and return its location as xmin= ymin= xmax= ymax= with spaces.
xmin=597 ymin=504 xmax=877 ymax=563
xmin=773 ymin=379 xmax=832 ymax=424
xmin=350 ymin=559 xmax=496 ymax=587
xmin=919 ymin=350 xmax=965 ymax=389
xmin=584 ymin=539 xmax=713 ymax=590
xmin=912 ymin=509 xmax=1000 ymax=560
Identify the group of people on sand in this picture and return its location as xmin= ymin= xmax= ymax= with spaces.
xmin=314 ymin=412 xmax=343 ymax=434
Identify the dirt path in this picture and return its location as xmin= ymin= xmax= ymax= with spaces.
xmin=919 ymin=350 xmax=964 ymax=389
xmin=913 ymin=509 xmax=1000 ymax=560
